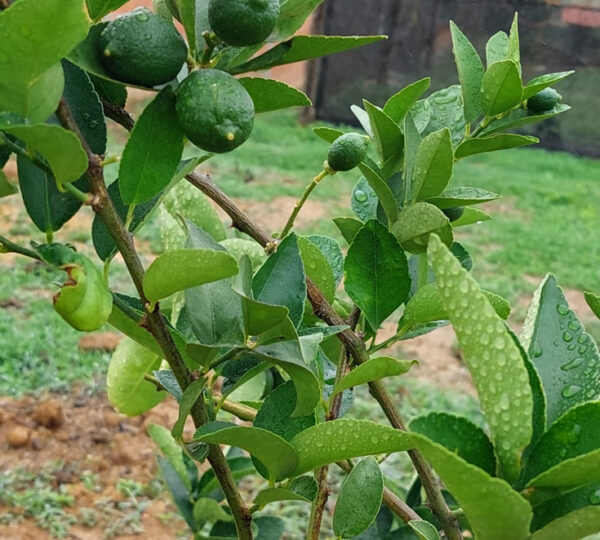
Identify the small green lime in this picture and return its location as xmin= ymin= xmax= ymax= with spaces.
xmin=527 ymin=87 xmax=562 ymax=113
xmin=99 ymin=8 xmax=187 ymax=87
xmin=441 ymin=206 xmax=465 ymax=222
xmin=175 ymin=69 xmax=255 ymax=153
xmin=327 ymin=133 xmax=370 ymax=172
xmin=208 ymin=0 xmax=280 ymax=47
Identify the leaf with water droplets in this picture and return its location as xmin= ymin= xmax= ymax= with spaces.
xmin=450 ymin=21 xmax=485 ymax=124
xmin=193 ymin=422 xmax=299 ymax=481
xmin=312 ymin=126 xmax=345 ymax=144
xmin=363 ymin=99 xmax=404 ymax=164
xmin=333 ymin=216 xmax=363 ymax=245
xmin=480 ymin=104 xmax=571 ymax=136
xmin=412 ymin=128 xmax=454 ymax=202
xmin=411 ymin=432 xmax=532 ymax=540
xmin=455 ymin=134 xmax=538 ymax=159
xmin=426 ymin=186 xmax=500 ymax=209
xmin=481 ymin=60 xmax=523 ymax=117
xmin=486 ymin=31 xmax=509 ymax=66
xmin=333 ymin=457 xmax=383 ymax=538
xmin=529 ymin=506 xmax=600 ymax=540
xmin=520 ymin=274 xmax=600 ymax=425
xmin=351 ymin=177 xmax=378 ymax=222
xmin=306 ymin=235 xmax=344 ymax=286
xmin=584 ymin=291 xmax=600 ymax=320
xmin=427 ymin=234 xmax=533 ymax=483
xmin=522 ymin=71 xmax=574 ymax=101
xmin=358 ymin=161 xmax=399 ymax=223
xmin=298 ymin=235 xmax=336 ymax=306
xmin=524 ymin=402 xmax=600 ymax=488
xmin=408 ymin=520 xmax=441 ymax=540
xmin=384 ymin=77 xmax=431 ymax=125
xmin=392 ymin=202 xmax=453 ymax=254
xmin=290 ymin=419 xmax=413 ymax=475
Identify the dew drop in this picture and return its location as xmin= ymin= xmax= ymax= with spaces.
xmin=493 ymin=336 xmax=505 ymax=350
xmin=562 ymin=385 xmax=582 ymax=398
xmin=568 ymin=320 xmax=581 ymax=331
xmin=563 ymin=331 xmax=574 ymax=343
xmin=579 ymin=345 xmax=588 ymax=355
xmin=589 ymin=489 xmax=600 ymax=505
xmin=578 ymin=334 xmax=589 ymax=345
xmin=561 ymin=357 xmax=585 ymax=371
xmin=532 ymin=342 xmax=543 ymax=358
xmin=557 ymin=304 xmax=569 ymax=315
xmin=354 ymin=189 xmax=367 ymax=203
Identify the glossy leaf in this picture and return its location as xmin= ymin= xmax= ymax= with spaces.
xmin=412 ymin=128 xmax=454 ymax=201
xmin=157 ymin=455 xmax=195 ymax=530
xmin=229 ymin=35 xmax=386 ymax=74
xmin=426 ymin=186 xmax=500 ymax=209
xmin=344 ymin=220 xmax=411 ymax=329
xmin=585 ymin=291 xmax=600 ymax=319
xmin=239 ymin=78 xmax=311 ymax=113
xmin=351 ymin=177 xmax=378 ymax=221
xmin=333 ymin=216 xmax=363 ymax=245
xmin=193 ymin=498 xmax=232 ymax=527
xmin=520 ymin=274 xmax=600 ymax=425
xmin=428 ymin=235 xmax=533 ymax=483
xmin=298 ymin=236 xmax=335 ymax=303
xmin=529 ymin=507 xmax=600 ymax=540
xmin=291 ymin=419 xmax=413 ymax=475
xmin=408 ymin=520 xmax=441 ymax=540
xmin=17 ymin=157 xmax=88 ymax=233
xmin=1 ymin=123 xmax=88 ymax=185
xmin=481 ymin=104 xmax=571 ymax=136
xmin=486 ymin=31 xmax=509 ymax=66
xmin=270 ymin=0 xmax=326 ymax=42
xmin=239 ymin=297 xmax=291 ymax=339
xmin=143 ymin=249 xmax=238 ymax=303
xmin=455 ymin=134 xmax=538 ymax=159
xmin=0 ymin=170 xmax=16 ymax=198
xmin=481 ymin=60 xmax=523 ymax=117
xmin=392 ymin=202 xmax=453 ymax=254
xmin=306 ymin=235 xmax=344 ymax=286
xmin=331 ymin=357 xmax=417 ymax=399
xmin=522 ymin=71 xmax=574 ymax=101
xmin=524 ymin=402 xmax=600 ymax=488
xmin=106 ymin=337 xmax=167 ymax=416
xmin=252 ymin=234 xmax=306 ymax=328
xmin=412 ymin=433 xmax=532 ymax=540
xmin=89 ymin=74 xmax=127 ymax=108
xmin=363 ymin=100 xmax=403 ymax=163
xmin=351 ymin=105 xmax=373 ymax=138
xmin=197 ymin=456 xmax=255 ymax=498
xmin=86 ymin=0 xmax=129 ymax=20
xmin=452 ymin=207 xmax=491 ymax=227
xmin=507 ymin=13 xmax=521 ymax=71
xmin=119 ymin=89 xmax=184 ymax=204
xmin=253 ymin=484 xmax=313 ymax=507
xmin=193 ymin=422 xmax=298 ymax=481
xmin=174 ymin=0 xmax=198 ymax=55
xmin=147 ymin=424 xmax=190 ymax=490
xmin=172 ymin=378 xmax=205 ymax=439
xmin=312 ymin=126 xmax=345 ymax=144
xmin=383 ymin=78 xmax=431 ymax=125
xmin=0 ymin=0 xmax=89 ymax=121
xmin=333 ymin=457 xmax=383 ymax=538
xmin=409 ymin=412 xmax=496 ymax=475
xmin=450 ymin=21 xmax=485 ymax=124
xmin=358 ymin=162 xmax=399 ymax=223
xmin=417 ymin=85 xmax=466 ymax=147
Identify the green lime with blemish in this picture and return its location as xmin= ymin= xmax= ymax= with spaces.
xmin=527 ymin=87 xmax=562 ymax=113
xmin=175 ymin=69 xmax=255 ymax=153
xmin=208 ymin=0 xmax=280 ymax=47
xmin=99 ymin=8 xmax=187 ymax=87
xmin=327 ymin=132 xmax=370 ymax=172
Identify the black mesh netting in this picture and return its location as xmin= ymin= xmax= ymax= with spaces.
xmin=314 ymin=0 xmax=600 ymax=156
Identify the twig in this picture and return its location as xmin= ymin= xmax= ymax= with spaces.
xmin=55 ymin=99 xmax=253 ymax=540
xmin=0 ymin=235 xmax=43 ymax=261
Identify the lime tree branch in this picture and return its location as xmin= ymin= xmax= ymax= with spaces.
xmin=101 ymin=101 xmax=461 ymax=540
xmin=55 ymin=99 xmax=253 ymax=540
xmin=0 ymin=234 xmax=43 ymax=261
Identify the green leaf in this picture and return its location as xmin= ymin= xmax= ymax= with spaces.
xmin=507 ymin=13 xmax=521 ymax=73
xmin=62 ymin=60 xmax=107 ymax=155
xmin=0 ymin=169 xmax=16 ymax=198
xmin=383 ymin=78 xmax=431 ymax=125
xmin=449 ymin=21 xmax=485 ymax=124
xmin=197 ymin=455 xmax=255 ymax=499
xmin=220 ymin=239 xmax=266 ymax=270
xmin=529 ymin=507 xmax=600 ymax=540
xmin=17 ymin=157 xmax=88 ymax=233
xmin=185 ymin=222 xmax=245 ymax=346
xmin=408 ymin=520 xmax=441 ymax=540
xmin=520 ymin=274 xmax=600 ymax=425
xmin=358 ymin=162 xmax=399 ymax=223
xmin=313 ymin=126 xmax=345 ymax=144
xmin=86 ymin=0 xmax=129 ymax=20
xmin=481 ymin=60 xmax=523 ymax=117
xmin=270 ymin=0 xmax=325 ymax=42
xmin=413 ymin=128 xmax=454 ymax=201
xmin=119 ymin=89 xmax=184 ymax=204
xmin=331 ymin=357 xmax=417 ymax=400
xmin=0 ymin=0 xmax=89 ymax=121
xmin=451 ymin=207 xmax=491 ymax=227
xmin=486 ymin=31 xmax=509 ymax=66
xmin=585 ymin=291 xmax=600 ymax=319
xmin=409 ymin=412 xmax=496 ymax=475
xmin=229 ymin=35 xmax=387 ymax=75
xmin=252 ymin=234 xmax=307 ymax=328
xmin=174 ymin=0 xmax=197 ymax=56
xmin=291 ymin=419 xmax=412 ymax=475
xmin=107 ymin=337 xmax=167 ymax=416
xmin=250 ymin=335 xmax=321 ymax=416
xmin=239 ymin=78 xmax=311 ymax=113
xmin=333 ymin=457 xmax=383 ymax=538
xmin=522 ymin=71 xmax=575 ymax=101
xmin=1 ymin=123 xmax=88 ymax=185
xmin=89 ymin=73 xmax=127 ymax=108
xmin=193 ymin=498 xmax=232 ymax=527
xmin=427 ymin=235 xmax=533 ymax=483
xmin=143 ymin=249 xmax=238 ymax=303
xmin=392 ymin=202 xmax=453 ymax=254
xmin=416 ymin=85 xmax=467 ymax=147
xmin=363 ymin=100 xmax=403 ymax=164
xmin=350 ymin=177 xmax=378 ymax=222
xmin=239 ymin=297 xmax=291 ymax=339
xmin=253 ymin=484 xmax=313 ymax=507
xmin=333 ymin=216 xmax=363 ymax=245
xmin=425 ymin=186 xmax=500 ymax=209
xmin=298 ymin=236 xmax=335 ymax=303
xmin=157 ymin=455 xmax=195 ymax=529
xmin=524 ymin=403 xmax=600 ymax=488
xmin=455 ymin=134 xmax=538 ymax=159
xmin=344 ymin=220 xmax=411 ymax=329
xmin=306 ymin=235 xmax=343 ymax=286
xmin=172 ymin=378 xmax=205 ymax=439
xmin=411 ymin=433 xmax=532 ymax=540
xmin=481 ymin=104 xmax=571 ymax=136
xmin=193 ymin=422 xmax=298 ymax=481
xmin=147 ymin=424 xmax=190 ymax=490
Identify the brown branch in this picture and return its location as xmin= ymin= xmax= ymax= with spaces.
xmin=0 ymin=0 xmax=12 ymax=10
xmin=102 ymin=100 xmax=135 ymax=131
xmin=56 ymin=100 xmax=253 ymax=539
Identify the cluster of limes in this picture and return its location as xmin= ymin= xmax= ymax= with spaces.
xmin=98 ymin=1 xmax=279 ymax=154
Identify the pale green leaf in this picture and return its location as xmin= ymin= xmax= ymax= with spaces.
xmin=481 ymin=60 xmax=523 ymax=117
xmin=486 ymin=31 xmax=509 ymax=66
xmin=507 ymin=13 xmax=521 ymax=73
xmin=451 ymin=207 xmax=491 ymax=227
xmin=455 ymin=134 xmax=538 ymax=159
xmin=86 ymin=0 xmax=128 ymax=20
xmin=313 ymin=126 xmax=344 ymax=144
xmin=413 ymin=128 xmax=454 ymax=201
xmin=585 ymin=291 xmax=600 ymax=319
xmin=172 ymin=378 xmax=205 ymax=439
xmin=522 ymin=71 xmax=574 ymax=101
xmin=0 ymin=169 xmax=16 ymax=198
xmin=333 ymin=216 xmax=363 ymax=245
xmin=363 ymin=100 xmax=403 ymax=163
xmin=392 ymin=203 xmax=453 ymax=254
xmin=270 ymin=0 xmax=325 ymax=42
xmin=357 ymin=162 xmax=399 ymax=223
xmin=408 ymin=520 xmax=441 ymax=540
xmin=193 ymin=498 xmax=232 ymax=526
xmin=529 ymin=507 xmax=600 ymax=540
xmin=383 ymin=78 xmax=431 ymax=125
xmin=239 ymin=78 xmax=311 ymax=113
xmin=481 ymin=104 xmax=571 ymax=136
xmin=147 ymin=424 xmax=190 ymax=489
xmin=426 ymin=186 xmax=500 ymax=209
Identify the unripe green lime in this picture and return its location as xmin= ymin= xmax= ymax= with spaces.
xmin=208 ymin=0 xmax=280 ymax=47
xmin=441 ymin=206 xmax=465 ymax=222
xmin=327 ymin=133 xmax=370 ymax=172
xmin=175 ymin=69 xmax=255 ymax=153
xmin=99 ymin=8 xmax=187 ymax=87
xmin=527 ymin=87 xmax=562 ymax=113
